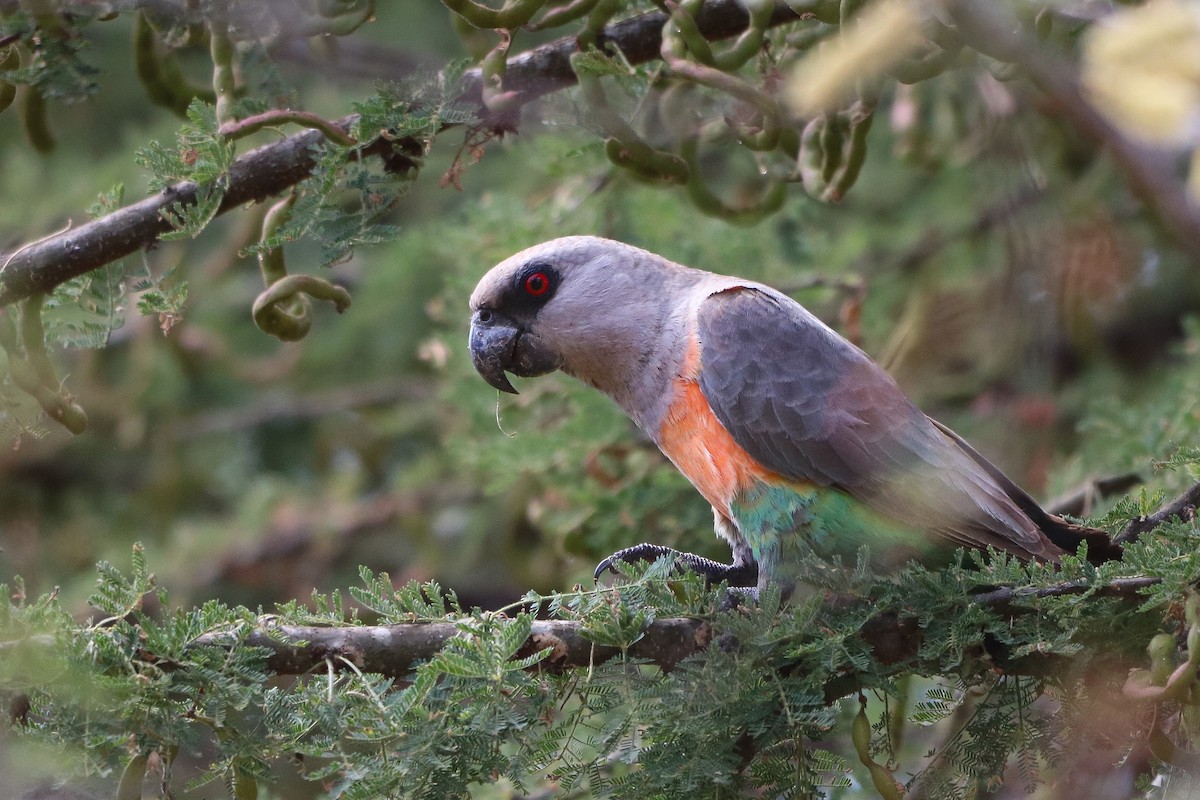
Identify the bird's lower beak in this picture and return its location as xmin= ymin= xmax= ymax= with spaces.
xmin=470 ymin=311 xmax=521 ymax=394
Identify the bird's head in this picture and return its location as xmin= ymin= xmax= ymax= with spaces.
xmin=468 ymin=236 xmax=691 ymax=399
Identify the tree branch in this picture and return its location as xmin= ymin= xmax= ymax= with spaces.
xmin=0 ymin=1 xmax=803 ymax=308
xmin=1117 ymin=480 xmax=1200 ymax=545
xmin=193 ymin=616 xmax=713 ymax=676
xmin=189 ymin=574 xmax=1160 ymax=682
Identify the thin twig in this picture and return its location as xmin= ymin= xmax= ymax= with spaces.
xmin=1117 ymin=480 xmax=1200 ymax=545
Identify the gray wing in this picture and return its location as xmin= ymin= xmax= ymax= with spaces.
xmin=695 ymin=287 xmax=1060 ymax=561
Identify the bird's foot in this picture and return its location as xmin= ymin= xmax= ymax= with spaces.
xmin=593 ymin=542 xmax=758 ymax=588
xmin=719 ymin=586 xmax=760 ymax=611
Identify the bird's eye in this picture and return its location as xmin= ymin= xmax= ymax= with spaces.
xmin=524 ymin=271 xmax=551 ymax=297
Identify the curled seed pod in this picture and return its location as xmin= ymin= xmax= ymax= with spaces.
xmin=820 ymin=101 xmax=874 ymax=202
xmin=572 ymin=52 xmax=689 ymax=184
xmin=232 ymin=764 xmax=259 ymax=800
xmin=0 ymin=300 xmax=88 ymax=434
xmin=1185 ymin=591 xmax=1200 ymax=628
xmin=481 ymin=29 xmax=521 ymax=113
xmin=887 ymin=24 xmax=963 ymax=85
xmin=1035 ymin=6 xmax=1052 ymax=40
xmin=452 ymin=11 xmax=493 ymax=59
xmin=604 ymin=138 xmax=690 ymax=184
xmin=680 ymin=136 xmax=784 ymax=224
xmin=253 ymin=275 xmax=352 ymax=342
xmin=670 ymin=0 xmax=771 ymax=71
xmin=819 ymin=112 xmax=846 ymax=184
xmin=258 ymin=193 xmax=297 ymax=285
xmin=311 ymin=0 xmax=375 ymax=36
xmin=1148 ymin=724 xmax=1179 ymax=767
xmin=441 ymin=0 xmax=546 ymax=30
xmin=20 ymin=0 xmax=65 ymax=33
xmin=254 ymin=192 xmax=351 ymax=341
xmin=135 ymin=13 xmax=215 ymax=117
xmin=1148 ymin=632 xmax=1178 ymax=685
xmin=661 ymin=27 xmax=782 ymax=123
xmin=782 ymin=0 xmax=841 ymax=24
xmin=19 ymin=294 xmax=59 ymax=390
xmin=1124 ymin=630 xmax=1200 ymax=702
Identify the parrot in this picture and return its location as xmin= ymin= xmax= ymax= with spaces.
xmin=467 ymin=236 xmax=1121 ymax=595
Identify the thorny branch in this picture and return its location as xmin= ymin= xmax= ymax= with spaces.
xmin=0 ymin=0 xmax=803 ymax=308
xmin=188 ymin=509 xmax=1194 ymax=683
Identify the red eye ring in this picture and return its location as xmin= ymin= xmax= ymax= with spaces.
xmin=524 ymin=271 xmax=551 ymax=297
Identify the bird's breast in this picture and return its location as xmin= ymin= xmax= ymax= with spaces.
xmin=655 ymin=342 xmax=776 ymax=516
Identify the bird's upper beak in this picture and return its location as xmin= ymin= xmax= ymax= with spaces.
xmin=469 ymin=308 xmax=563 ymax=394
xmin=469 ymin=309 xmax=521 ymax=394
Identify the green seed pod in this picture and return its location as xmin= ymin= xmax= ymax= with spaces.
xmin=481 ymin=30 xmax=520 ymax=113
xmin=526 ymin=0 xmax=600 ymax=32
xmin=209 ymin=20 xmax=237 ymax=124
xmin=135 ymin=13 xmax=215 ymax=117
xmin=786 ymin=0 xmax=841 ymax=26
xmin=821 ymin=102 xmax=874 ymax=202
xmin=604 ymin=138 xmax=690 ymax=184
xmin=0 ymin=300 xmax=88 ymax=434
xmin=253 ymin=275 xmax=352 ymax=342
xmin=819 ymin=112 xmax=846 ymax=184
xmin=573 ymin=52 xmax=688 ymax=184
xmin=797 ymin=116 xmax=828 ymax=194
xmin=115 ymin=754 xmax=148 ymax=800
xmin=20 ymin=85 xmax=55 ymax=154
xmin=887 ymin=35 xmax=962 ymax=85
xmin=1148 ymin=632 xmax=1178 ymax=686
xmin=576 ymin=0 xmax=618 ymax=48
xmin=0 ymin=46 xmax=17 ymax=116
xmin=852 ymin=699 xmax=903 ymax=800
xmin=452 ymin=9 xmax=495 ymax=59
xmin=440 ymin=0 xmax=546 ymax=30
xmin=232 ymin=764 xmax=259 ymax=800
xmin=681 ymin=136 xmax=784 ymax=224
xmin=1034 ymin=6 xmax=1053 ymax=41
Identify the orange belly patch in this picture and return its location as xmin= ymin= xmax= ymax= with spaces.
xmin=657 ymin=373 xmax=774 ymax=517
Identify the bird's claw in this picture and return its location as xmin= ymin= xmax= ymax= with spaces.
xmin=593 ymin=542 xmax=758 ymax=588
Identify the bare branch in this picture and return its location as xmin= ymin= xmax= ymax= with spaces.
xmin=189 ymin=575 xmax=1161 ymax=681
xmin=192 ymin=617 xmax=713 ymax=676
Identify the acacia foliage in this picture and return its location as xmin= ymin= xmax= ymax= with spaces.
xmin=3 ymin=510 xmax=1199 ymax=800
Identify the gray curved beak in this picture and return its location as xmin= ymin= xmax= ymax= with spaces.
xmin=469 ymin=310 xmax=520 ymax=394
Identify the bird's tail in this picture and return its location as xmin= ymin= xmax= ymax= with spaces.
xmin=928 ymin=418 xmax=1123 ymax=564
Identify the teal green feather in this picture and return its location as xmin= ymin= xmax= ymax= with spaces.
xmin=730 ymin=480 xmax=948 ymax=586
